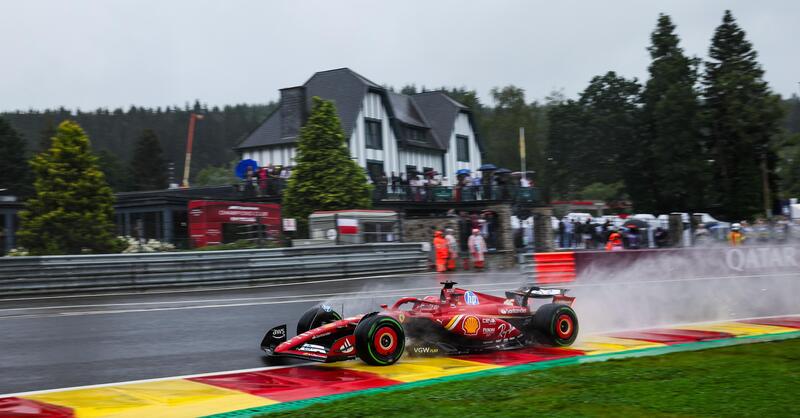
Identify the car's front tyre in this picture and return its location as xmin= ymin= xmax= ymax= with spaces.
xmin=354 ymin=314 xmax=405 ymax=365
xmin=296 ymin=304 xmax=342 ymax=335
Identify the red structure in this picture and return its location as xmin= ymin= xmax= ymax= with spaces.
xmin=188 ymin=200 xmax=281 ymax=248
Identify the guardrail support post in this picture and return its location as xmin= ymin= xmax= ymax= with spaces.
xmin=162 ymin=208 xmax=174 ymax=244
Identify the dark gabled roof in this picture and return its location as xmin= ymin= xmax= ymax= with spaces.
xmin=237 ymin=107 xmax=284 ymax=148
xmin=387 ymin=91 xmax=427 ymax=128
xmin=410 ymin=91 xmax=467 ymax=150
xmin=236 ymin=68 xmax=478 ymax=153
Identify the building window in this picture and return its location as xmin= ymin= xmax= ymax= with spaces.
xmin=365 ymin=119 xmax=383 ymax=150
xmin=456 ymin=135 xmax=470 ymax=162
xmin=408 ymin=127 xmax=425 ymax=142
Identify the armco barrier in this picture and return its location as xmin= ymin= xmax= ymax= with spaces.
xmin=0 ymin=243 xmax=427 ymax=296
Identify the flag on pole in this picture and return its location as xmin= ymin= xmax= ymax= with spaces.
xmin=337 ymin=218 xmax=359 ymax=234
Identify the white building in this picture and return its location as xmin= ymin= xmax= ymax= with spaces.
xmin=235 ymin=68 xmax=484 ymax=180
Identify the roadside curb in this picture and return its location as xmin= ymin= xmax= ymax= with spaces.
xmin=206 ymin=330 xmax=800 ymax=417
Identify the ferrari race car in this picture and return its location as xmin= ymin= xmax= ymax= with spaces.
xmin=261 ymin=281 xmax=578 ymax=366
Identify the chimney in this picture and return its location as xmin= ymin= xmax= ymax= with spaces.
xmin=280 ymin=86 xmax=306 ymax=139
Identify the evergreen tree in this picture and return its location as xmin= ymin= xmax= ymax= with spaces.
xmin=0 ymin=117 xmax=32 ymax=197
xmin=482 ymin=86 xmax=545 ymax=173
xmin=96 ymin=150 xmax=133 ymax=192
xmin=577 ymin=72 xmax=641 ymax=190
xmin=39 ymin=122 xmax=56 ymax=152
xmin=544 ymin=100 xmax=585 ymax=199
xmin=641 ymin=14 xmax=707 ymax=213
xmin=703 ymin=10 xmax=784 ymax=220
xmin=282 ymin=97 xmax=372 ymax=235
xmin=130 ymin=129 xmax=168 ymax=190
xmin=17 ymin=121 xmax=123 ymax=255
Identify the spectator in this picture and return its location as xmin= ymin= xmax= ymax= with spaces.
xmin=257 ymin=166 xmax=268 ymax=195
xmin=564 ymin=218 xmax=574 ymax=248
xmin=605 ymin=227 xmax=623 ymax=251
xmin=390 ymin=172 xmax=399 ymax=193
xmin=445 ymin=228 xmax=458 ymax=271
xmin=377 ymin=172 xmax=388 ymax=200
xmin=625 ymin=226 xmax=640 ymax=249
xmin=558 ymin=219 xmax=566 ymax=248
xmin=433 ymin=230 xmax=449 ymax=272
xmin=654 ymin=227 xmax=670 ymax=248
xmin=729 ymin=223 xmax=745 ymax=246
xmin=468 ymin=228 xmax=488 ymax=269
xmin=694 ymin=223 xmax=711 ymax=246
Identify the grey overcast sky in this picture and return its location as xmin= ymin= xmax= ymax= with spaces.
xmin=1 ymin=0 xmax=798 ymax=112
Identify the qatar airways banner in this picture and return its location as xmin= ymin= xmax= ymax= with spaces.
xmin=571 ymin=245 xmax=800 ymax=280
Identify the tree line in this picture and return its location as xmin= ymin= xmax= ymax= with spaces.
xmin=2 ymin=11 xmax=799 ymax=223
xmin=1 ymin=101 xmax=276 ymax=193
xmin=447 ymin=11 xmax=796 ymax=222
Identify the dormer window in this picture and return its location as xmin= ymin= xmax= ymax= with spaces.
xmin=408 ymin=127 xmax=426 ymax=142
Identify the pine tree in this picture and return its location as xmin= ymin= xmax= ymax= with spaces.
xmin=641 ymin=14 xmax=707 ymax=213
xmin=96 ymin=150 xmax=133 ymax=192
xmin=17 ymin=121 xmax=123 ymax=255
xmin=0 ymin=117 xmax=32 ymax=197
xmin=282 ymin=97 xmax=372 ymax=235
xmin=577 ymin=72 xmax=641 ymax=190
xmin=130 ymin=129 xmax=168 ymax=191
xmin=703 ymin=10 xmax=784 ymax=220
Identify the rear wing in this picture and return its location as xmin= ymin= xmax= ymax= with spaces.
xmin=505 ymin=286 xmax=575 ymax=307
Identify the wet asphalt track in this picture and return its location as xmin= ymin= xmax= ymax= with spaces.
xmin=0 ymin=269 xmax=798 ymax=394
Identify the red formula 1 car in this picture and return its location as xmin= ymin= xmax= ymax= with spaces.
xmin=261 ymin=281 xmax=578 ymax=366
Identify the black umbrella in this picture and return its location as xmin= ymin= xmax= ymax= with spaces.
xmin=623 ymin=218 xmax=649 ymax=229
xmin=494 ymin=168 xmax=512 ymax=175
xmin=478 ymin=163 xmax=498 ymax=171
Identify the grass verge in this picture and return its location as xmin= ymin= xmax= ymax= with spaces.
xmin=260 ymin=339 xmax=800 ymax=417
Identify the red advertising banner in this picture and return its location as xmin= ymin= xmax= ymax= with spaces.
xmin=188 ymin=200 xmax=281 ymax=248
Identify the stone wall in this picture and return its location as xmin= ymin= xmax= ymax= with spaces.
xmin=532 ymin=206 xmax=554 ymax=252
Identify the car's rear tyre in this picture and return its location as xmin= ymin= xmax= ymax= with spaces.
xmin=296 ymin=304 xmax=342 ymax=335
xmin=354 ymin=314 xmax=405 ymax=365
xmin=533 ymin=303 xmax=578 ymax=346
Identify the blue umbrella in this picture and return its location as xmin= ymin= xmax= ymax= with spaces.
xmin=235 ymin=159 xmax=259 ymax=179
xmin=478 ymin=163 xmax=497 ymax=171
xmin=456 ymin=169 xmax=471 ymax=175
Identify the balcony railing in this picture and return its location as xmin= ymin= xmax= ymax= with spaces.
xmin=372 ymin=185 xmax=539 ymax=203
xmin=237 ymin=180 xmax=539 ymax=204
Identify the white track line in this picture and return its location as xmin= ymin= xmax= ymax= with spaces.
xmin=0 ymin=362 xmax=312 ymax=398
xmin=2 ymin=313 xmax=797 ymax=399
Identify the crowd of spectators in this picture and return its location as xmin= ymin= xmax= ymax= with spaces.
xmin=555 ymin=215 xmax=800 ymax=251
xmin=370 ymin=169 xmax=534 ymax=202
xmin=242 ymin=164 xmax=290 ymax=197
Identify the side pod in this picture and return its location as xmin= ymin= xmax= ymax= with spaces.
xmin=261 ymin=324 xmax=287 ymax=354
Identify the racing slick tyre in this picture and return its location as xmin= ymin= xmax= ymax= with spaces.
xmin=354 ymin=314 xmax=405 ymax=365
xmin=296 ymin=304 xmax=342 ymax=335
xmin=532 ymin=303 xmax=578 ymax=346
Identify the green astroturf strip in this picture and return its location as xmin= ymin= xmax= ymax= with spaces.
xmin=205 ymin=331 xmax=800 ymax=418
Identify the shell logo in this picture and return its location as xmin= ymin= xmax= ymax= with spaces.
xmin=462 ymin=316 xmax=480 ymax=335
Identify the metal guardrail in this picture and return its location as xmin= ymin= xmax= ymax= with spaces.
xmin=0 ymin=243 xmax=427 ymax=296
